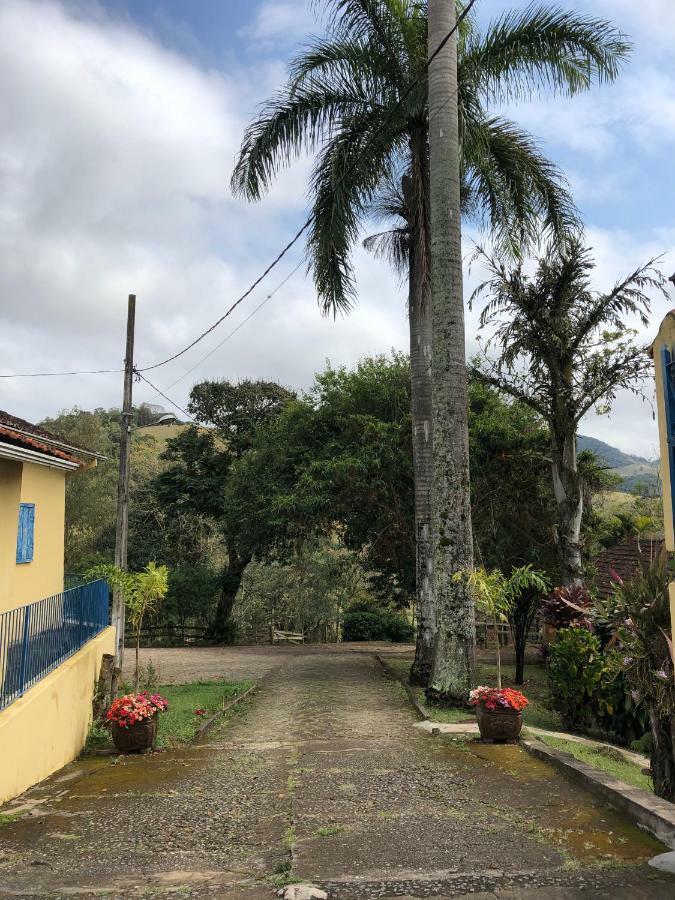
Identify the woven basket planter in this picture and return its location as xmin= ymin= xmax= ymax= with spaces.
xmin=111 ymin=714 xmax=158 ymax=753
xmin=476 ymin=706 xmax=523 ymax=743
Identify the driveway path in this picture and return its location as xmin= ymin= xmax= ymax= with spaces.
xmin=1 ymin=650 xmax=674 ymax=898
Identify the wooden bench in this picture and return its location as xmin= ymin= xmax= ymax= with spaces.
xmin=271 ymin=628 xmax=304 ymax=645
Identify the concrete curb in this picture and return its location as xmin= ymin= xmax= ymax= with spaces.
xmin=193 ymin=683 xmax=257 ymax=743
xmin=375 ymin=654 xmax=430 ymax=721
xmin=522 ymin=737 xmax=675 ymax=849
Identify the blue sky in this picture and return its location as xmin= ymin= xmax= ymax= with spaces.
xmin=0 ymin=0 xmax=673 ymax=456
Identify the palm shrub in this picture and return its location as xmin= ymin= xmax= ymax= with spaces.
xmin=600 ymin=551 xmax=675 ymax=800
xmin=232 ymin=0 xmax=629 ymax=686
xmin=88 ymin=562 xmax=169 ymax=691
xmin=459 ymin=565 xmax=549 ymax=689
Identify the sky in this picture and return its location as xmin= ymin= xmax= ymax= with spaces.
xmin=0 ymin=0 xmax=673 ymax=457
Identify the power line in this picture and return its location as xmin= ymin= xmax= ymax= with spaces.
xmin=165 ymin=258 xmax=305 ymax=391
xmin=0 ymin=2 xmax=476 ymax=384
xmin=138 ymin=0 xmax=478 ymax=374
xmin=135 ymin=371 xmax=198 ymax=424
xmin=0 ymin=367 xmax=122 ymax=379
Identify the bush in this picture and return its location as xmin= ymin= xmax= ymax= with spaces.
xmin=541 ymin=585 xmax=592 ymax=629
xmin=342 ymin=609 xmax=413 ymax=643
xmin=547 ymin=627 xmax=607 ymax=731
xmin=342 ymin=611 xmax=386 ymax=642
xmin=382 ymin=611 xmax=414 ymax=642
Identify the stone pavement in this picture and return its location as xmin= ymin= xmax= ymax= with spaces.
xmin=2 ymin=649 xmax=675 ymax=898
xmin=122 ymin=642 xmax=415 ymax=685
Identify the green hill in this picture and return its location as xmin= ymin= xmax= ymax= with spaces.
xmin=577 ymin=435 xmax=659 ymax=495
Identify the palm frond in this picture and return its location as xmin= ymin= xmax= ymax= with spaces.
xmin=231 ymin=83 xmax=373 ymax=200
xmin=307 ymin=109 xmax=407 ymax=316
xmin=363 ymin=227 xmax=409 ymax=274
xmin=461 ymin=5 xmax=631 ymax=103
xmin=462 ymin=116 xmax=580 ymax=258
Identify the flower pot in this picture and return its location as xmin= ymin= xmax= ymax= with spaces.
xmin=476 ymin=705 xmax=523 ymax=743
xmin=111 ymin=715 xmax=158 ymax=753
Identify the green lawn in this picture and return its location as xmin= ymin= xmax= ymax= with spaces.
xmin=536 ymin=733 xmax=653 ymax=793
xmin=383 ymin=655 xmax=562 ymax=730
xmin=156 ymin=680 xmax=252 ymax=747
xmin=85 ymin=680 xmax=251 ymax=752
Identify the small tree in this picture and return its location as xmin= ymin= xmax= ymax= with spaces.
xmin=459 ymin=566 xmax=549 ymax=689
xmin=471 ymin=241 xmax=666 ymax=585
xmin=88 ymin=562 xmax=168 ymax=691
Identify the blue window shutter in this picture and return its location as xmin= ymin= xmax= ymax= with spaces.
xmin=16 ymin=503 xmax=35 ymax=564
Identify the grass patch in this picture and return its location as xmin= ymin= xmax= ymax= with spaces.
xmin=156 ymin=680 xmax=251 ymax=748
xmin=536 ymin=734 xmax=653 ymax=793
xmin=84 ymin=680 xmax=251 ymax=752
xmin=0 ymin=812 xmax=20 ymax=826
xmin=316 ymin=825 xmax=345 ymax=837
xmin=383 ymin=655 xmax=561 ymax=731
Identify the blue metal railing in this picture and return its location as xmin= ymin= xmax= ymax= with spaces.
xmin=0 ymin=580 xmax=109 ymax=711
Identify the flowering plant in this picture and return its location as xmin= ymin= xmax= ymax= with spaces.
xmin=469 ymin=686 xmax=528 ymax=712
xmin=106 ymin=692 xmax=169 ymax=729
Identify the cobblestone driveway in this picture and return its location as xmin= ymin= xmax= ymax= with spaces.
xmin=1 ymin=649 xmax=674 ymax=898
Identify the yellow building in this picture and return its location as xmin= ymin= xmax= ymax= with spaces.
xmin=0 ymin=410 xmax=115 ymax=803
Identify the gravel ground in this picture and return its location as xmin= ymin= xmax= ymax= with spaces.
xmin=1 ymin=649 xmax=674 ymax=899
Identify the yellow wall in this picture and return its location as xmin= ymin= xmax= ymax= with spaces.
xmin=0 ymin=460 xmax=68 ymax=612
xmin=652 ymin=313 xmax=675 ymax=551
xmin=0 ymin=461 xmax=22 ymax=610
xmin=0 ymin=626 xmax=114 ymax=804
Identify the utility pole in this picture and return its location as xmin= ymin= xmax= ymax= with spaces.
xmin=112 ymin=294 xmax=136 ymax=669
xmin=426 ymin=1 xmax=475 ymax=703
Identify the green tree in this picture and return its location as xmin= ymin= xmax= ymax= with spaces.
xmin=232 ymin=0 xmax=629 ymax=685
xmin=188 ymin=379 xmax=295 ymax=453
xmin=471 ymin=240 xmax=666 ymax=585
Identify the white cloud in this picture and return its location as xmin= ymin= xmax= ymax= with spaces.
xmin=237 ymin=1 xmax=315 ymax=48
xmin=0 ymin=0 xmax=403 ymax=423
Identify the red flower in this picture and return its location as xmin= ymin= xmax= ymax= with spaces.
xmin=106 ymin=692 xmax=169 ymax=728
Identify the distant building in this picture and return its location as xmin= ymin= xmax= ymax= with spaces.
xmin=153 ymin=413 xmax=179 ymax=426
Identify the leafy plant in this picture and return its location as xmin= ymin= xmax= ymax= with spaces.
xmin=541 ymin=585 xmax=593 ymax=630
xmin=458 ymin=566 xmax=549 ymax=688
xmin=88 ymin=562 xmax=169 ymax=690
xmin=547 ymin=627 xmax=607 ymax=731
xmin=598 ymin=550 xmax=675 ymax=800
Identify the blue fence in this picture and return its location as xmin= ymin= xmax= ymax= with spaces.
xmin=0 ymin=580 xmax=109 ymax=711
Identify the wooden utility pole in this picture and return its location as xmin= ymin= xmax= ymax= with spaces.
xmin=112 ymin=294 xmax=136 ymax=668
xmin=426 ymin=1 xmax=475 ymax=703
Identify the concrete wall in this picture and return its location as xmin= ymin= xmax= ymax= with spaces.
xmin=0 ymin=626 xmax=115 ymax=804
xmin=0 ymin=460 xmax=67 ymax=613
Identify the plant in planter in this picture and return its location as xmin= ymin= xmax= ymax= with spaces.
xmin=470 ymin=686 xmax=529 ymax=742
xmin=107 ymin=691 xmax=169 ymax=753
xmin=456 ymin=565 xmax=547 ymax=741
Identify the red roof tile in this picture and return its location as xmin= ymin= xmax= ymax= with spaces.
xmin=592 ymin=536 xmax=665 ymax=598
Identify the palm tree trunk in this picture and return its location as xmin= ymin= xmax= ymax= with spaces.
xmin=551 ymin=427 xmax=583 ymax=585
xmin=426 ymin=0 xmax=475 ymax=704
xmin=405 ymin=146 xmax=435 ymax=686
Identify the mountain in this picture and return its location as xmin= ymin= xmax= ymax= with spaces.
xmin=577 ymin=435 xmax=659 ymax=495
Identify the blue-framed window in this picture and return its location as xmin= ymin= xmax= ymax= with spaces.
xmin=16 ymin=503 xmax=35 ymax=564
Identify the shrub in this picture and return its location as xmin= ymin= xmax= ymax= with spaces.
xmin=599 ymin=550 xmax=675 ymax=800
xmin=547 ymin=627 xmax=607 ymax=731
xmin=541 ymin=585 xmax=592 ymax=630
xmin=382 ymin=612 xmax=414 ymax=643
xmin=342 ymin=611 xmax=386 ymax=642
xmin=342 ymin=609 xmax=413 ymax=642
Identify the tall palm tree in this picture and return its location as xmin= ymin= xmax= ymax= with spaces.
xmin=231 ymin=0 xmax=630 ymax=684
